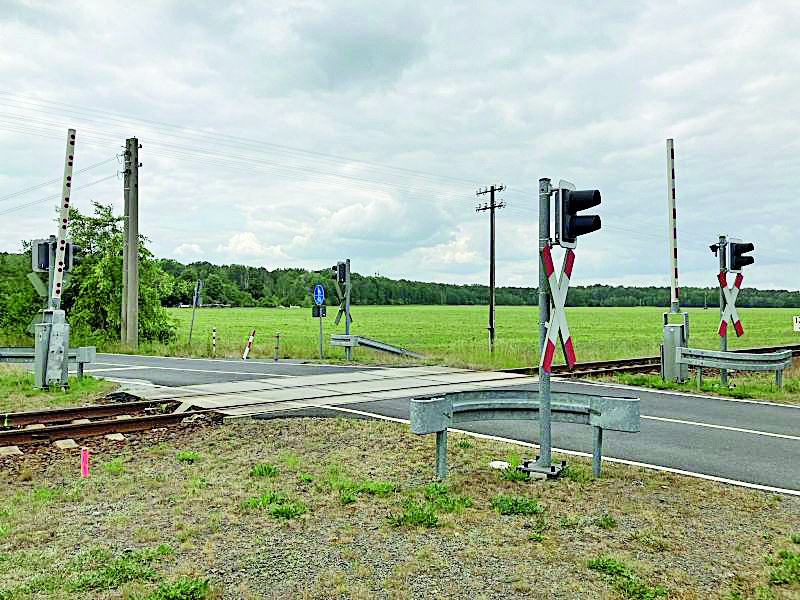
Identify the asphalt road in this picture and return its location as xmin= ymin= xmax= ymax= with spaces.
xmin=85 ymin=353 xmax=800 ymax=493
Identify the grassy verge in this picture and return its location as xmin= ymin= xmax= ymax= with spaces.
xmin=597 ymin=367 xmax=800 ymax=405
xmin=0 ymin=417 xmax=798 ymax=599
xmin=0 ymin=365 xmax=117 ymax=413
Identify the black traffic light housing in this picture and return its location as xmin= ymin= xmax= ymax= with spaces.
xmin=556 ymin=183 xmax=601 ymax=248
xmin=332 ymin=261 xmax=346 ymax=283
xmin=727 ymin=239 xmax=754 ymax=272
xmin=64 ymin=242 xmax=84 ymax=272
xmin=32 ymin=239 xmax=50 ymax=272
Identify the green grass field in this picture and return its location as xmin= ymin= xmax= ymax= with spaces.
xmin=136 ymin=306 xmax=800 ymax=369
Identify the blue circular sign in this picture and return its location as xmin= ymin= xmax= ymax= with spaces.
xmin=313 ymin=284 xmax=324 ymax=306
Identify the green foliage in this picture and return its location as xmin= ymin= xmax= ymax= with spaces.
xmin=560 ymin=465 xmax=593 ymax=483
xmin=791 ymin=533 xmax=800 ymax=544
xmin=490 ymin=495 xmax=544 ymax=516
xmin=588 ymin=556 xmax=666 ymax=599
xmin=70 ymin=548 xmax=160 ymax=592
xmin=101 ymin=458 xmax=125 ymax=475
xmin=455 ymin=439 xmax=473 ymax=449
xmin=500 ymin=454 xmax=530 ymax=482
xmin=244 ymin=491 xmax=305 ymax=519
xmin=249 ymin=464 xmax=278 ymax=478
xmin=64 ymin=203 xmax=176 ymax=344
xmin=769 ymin=549 xmax=800 ymax=586
xmin=132 ymin=578 xmax=211 ymax=600
xmin=594 ymin=515 xmax=618 ymax=530
xmin=423 ymin=483 xmax=472 ymax=513
xmin=387 ymin=500 xmax=439 ymax=528
xmin=176 ymin=451 xmax=199 ymax=464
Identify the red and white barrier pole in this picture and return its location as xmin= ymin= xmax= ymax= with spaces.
xmin=242 ymin=329 xmax=256 ymax=360
xmin=666 ymin=139 xmax=680 ymax=312
xmin=212 ymin=327 xmax=216 ymax=356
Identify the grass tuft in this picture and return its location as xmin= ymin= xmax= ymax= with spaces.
xmin=490 ymin=495 xmax=544 ymax=516
xmin=176 ymin=451 xmax=200 ymax=464
xmin=388 ymin=500 xmax=438 ymax=528
xmin=131 ymin=577 xmax=211 ymax=600
xmin=249 ymin=464 xmax=278 ymax=478
xmin=588 ymin=556 xmax=666 ymax=599
xmin=768 ymin=549 xmax=800 ymax=586
xmin=594 ymin=515 xmax=618 ymax=530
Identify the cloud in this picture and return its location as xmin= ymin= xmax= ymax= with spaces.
xmin=216 ymin=232 xmax=287 ymax=259
xmin=173 ymin=243 xmax=202 ymax=256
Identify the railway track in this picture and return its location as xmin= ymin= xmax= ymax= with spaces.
xmin=4 ymin=343 xmax=798 ymax=447
xmin=0 ymin=400 xmax=219 ymax=447
xmin=503 ymin=344 xmax=800 ymax=378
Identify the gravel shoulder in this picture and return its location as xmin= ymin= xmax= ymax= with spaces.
xmin=1 ymin=417 xmax=799 ymax=599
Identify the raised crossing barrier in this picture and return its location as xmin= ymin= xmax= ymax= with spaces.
xmin=0 ymin=346 xmax=96 ymax=380
xmin=330 ymin=334 xmax=423 ymax=359
xmin=676 ymin=347 xmax=792 ymax=389
xmin=410 ymin=389 xmax=640 ymax=479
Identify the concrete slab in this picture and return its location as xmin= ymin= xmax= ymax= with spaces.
xmin=0 ymin=446 xmax=23 ymax=456
xmin=53 ymin=439 xmax=79 ymax=449
xmin=71 ymin=418 xmax=91 ymax=424
xmin=24 ymin=423 xmax=45 ymax=430
xmin=418 ymin=372 xmax=528 ymax=384
xmin=105 ymin=433 xmax=125 ymax=441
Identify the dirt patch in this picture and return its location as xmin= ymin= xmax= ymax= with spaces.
xmin=0 ymin=417 xmax=798 ymax=599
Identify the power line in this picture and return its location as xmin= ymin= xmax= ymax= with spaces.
xmin=0 ymin=174 xmax=117 ymax=217
xmin=0 ymin=156 xmax=117 ymax=203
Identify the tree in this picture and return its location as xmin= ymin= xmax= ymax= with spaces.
xmin=64 ymin=203 xmax=176 ymax=344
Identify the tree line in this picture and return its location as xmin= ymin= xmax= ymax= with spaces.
xmin=2 ymin=202 xmax=798 ymax=344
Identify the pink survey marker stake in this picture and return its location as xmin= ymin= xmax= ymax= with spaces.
xmin=81 ymin=447 xmax=89 ymax=479
xmin=539 ymin=243 xmax=576 ymax=373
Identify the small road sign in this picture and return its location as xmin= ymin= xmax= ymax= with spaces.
xmin=540 ymin=243 xmax=576 ymax=373
xmin=718 ymin=271 xmax=744 ymax=337
xmin=794 ymin=316 xmax=800 ymax=332
xmin=313 ymin=284 xmax=324 ymax=306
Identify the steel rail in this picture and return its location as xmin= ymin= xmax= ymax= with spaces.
xmin=1 ymin=400 xmax=175 ymax=427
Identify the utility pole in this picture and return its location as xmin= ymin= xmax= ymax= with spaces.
xmin=476 ymin=184 xmax=505 ymax=353
xmin=123 ymin=138 xmax=140 ymax=348
xmin=537 ymin=178 xmax=553 ymax=470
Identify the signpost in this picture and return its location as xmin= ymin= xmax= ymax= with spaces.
xmin=313 ymin=284 xmax=325 ymax=359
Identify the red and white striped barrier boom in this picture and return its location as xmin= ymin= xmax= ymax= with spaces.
xmin=718 ymin=272 xmax=744 ymax=337
xmin=666 ymin=139 xmax=680 ymax=310
xmin=242 ymin=329 xmax=256 ymax=360
xmin=539 ymin=242 xmax=576 ymax=373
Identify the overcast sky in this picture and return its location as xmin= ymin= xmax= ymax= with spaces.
xmin=1 ymin=0 xmax=798 ymax=291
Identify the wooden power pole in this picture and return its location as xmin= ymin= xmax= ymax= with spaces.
xmin=476 ymin=184 xmax=505 ymax=353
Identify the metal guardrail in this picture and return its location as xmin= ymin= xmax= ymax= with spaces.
xmin=0 ymin=346 xmax=96 ymax=379
xmin=676 ymin=347 xmax=792 ymax=388
xmin=410 ymin=389 xmax=640 ymax=479
xmin=330 ymin=334 xmax=423 ymax=359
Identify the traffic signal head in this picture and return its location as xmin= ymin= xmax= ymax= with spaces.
xmin=64 ymin=242 xmax=85 ymax=272
xmin=728 ymin=239 xmax=754 ymax=272
xmin=556 ymin=185 xmax=601 ymax=248
xmin=337 ymin=261 xmax=346 ymax=283
xmin=32 ymin=239 xmax=50 ymax=272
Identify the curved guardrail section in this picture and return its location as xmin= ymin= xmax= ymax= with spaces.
xmin=410 ymin=389 xmax=640 ymax=480
xmin=676 ymin=347 xmax=792 ymax=388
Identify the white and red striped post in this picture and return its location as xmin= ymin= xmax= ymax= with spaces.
xmin=666 ymin=139 xmax=680 ymax=313
xmin=242 ymin=329 xmax=256 ymax=360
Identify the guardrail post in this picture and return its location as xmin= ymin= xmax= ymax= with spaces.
xmin=696 ymin=366 xmax=703 ymax=389
xmin=776 ymin=368 xmax=783 ymax=389
xmin=435 ymin=430 xmax=447 ymax=479
xmin=592 ymin=426 xmax=603 ymax=477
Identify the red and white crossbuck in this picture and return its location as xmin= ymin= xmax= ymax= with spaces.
xmin=718 ymin=271 xmax=744 ymax=337
xmin=540 ymin=243 xmax=577 ymax=373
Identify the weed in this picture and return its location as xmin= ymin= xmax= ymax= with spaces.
xmin=561 ymin=465 xmax=593 ymax=483
xmin=245 ymin=492 xmax=305 ymax=519
xmin=249 ymin=464 xmax=279 ymax=478
xmin=594 ymin=515 xmax=618 ymax=530
xmin=176 ymin=451 xmax=200 ymax=464
xmin=588 ymin=556 xmax=666 ymax=599
xmin=131 ymin=577 xmax=211 ymax=600
xmin=340 ymin=491 xmax=356 ymax=505
xmin=791 ymin=533 xmax=800 ymax=544
xmin=456 ymin=439 xmax=473 ymax=449
xmin=388 ymin=501 xmax=438 ymax=528
xmin=499 ymin=453 xmax=530 ymax=482
xmin=357 ymin=480 xmax=398 ymax=496
xmin=102 ymin=457 xmax=125 ymax=475
xmin=70 ymin=548 xmax=160 ymax=592
xmin=423 ymin=484 xmax=471 ymax=513
xmin=490 ymin=495 xmax=544 ymax=516
xmin=298 ymin=473 xmax=314 ymax=482
xmin=269 ymin=502 xmax=306 ymax=520
xmin=559 ymin=516 xmax=586 ymax=529
xmin=769 ymin=549 xmax=800 ymax=586
xmin=32 ymin=486 xmax=59 ymax=503
xmin=527 ymin=534 xmax=544 ymax=542
xmin=0 ymin=525 xmax=7 ymax=537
